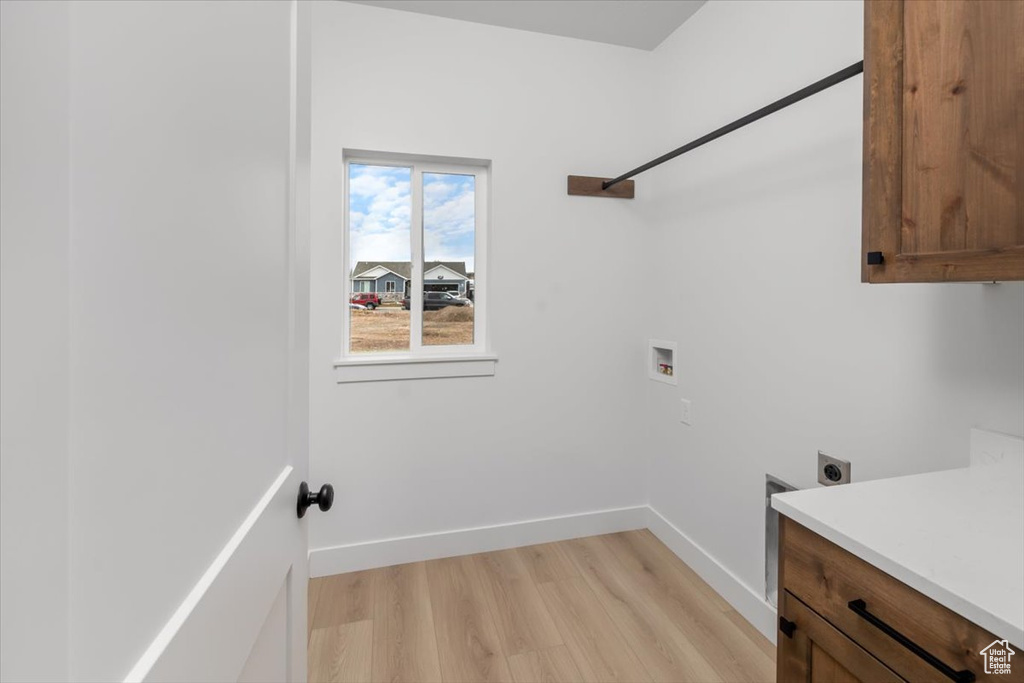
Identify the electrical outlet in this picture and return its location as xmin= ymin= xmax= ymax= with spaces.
xmin=818 ymin=451 xmax=851 ymax=486
xmin=679 ymin=399 xmax=692 ymax=425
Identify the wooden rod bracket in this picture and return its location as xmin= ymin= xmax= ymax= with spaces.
xmin=567 ymin=175 xmax=635 ymax=199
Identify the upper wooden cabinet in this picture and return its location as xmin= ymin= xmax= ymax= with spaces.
xmin=862 ymin=0 xmax=1024 ymax=283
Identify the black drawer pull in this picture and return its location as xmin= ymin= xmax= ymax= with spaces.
xmin=848 ymin=599 xmax=975 ymax=683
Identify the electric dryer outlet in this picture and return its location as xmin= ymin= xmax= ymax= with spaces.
xmin=818 ymin=451 xmax=851 ymax=486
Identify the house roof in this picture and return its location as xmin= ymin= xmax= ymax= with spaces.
xmin=352 ymin=261 xmax=412 ymax=279
xmin=440 ymin=261 xmax=468 ymax=277
xmin=351 ymin=261 xmax=468 ymax=279
xmin=424 ymin=263 xmax=470 ymax=281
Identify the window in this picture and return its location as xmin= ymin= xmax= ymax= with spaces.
xmin=337 ymin=152 xmax=491 ymax=382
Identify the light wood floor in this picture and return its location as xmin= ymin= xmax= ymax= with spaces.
xmin=308 ymin=530 xmax=775 ymax=683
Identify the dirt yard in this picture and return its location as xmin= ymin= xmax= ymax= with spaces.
xmin=350 ymin=307 xmax=474 ymax=353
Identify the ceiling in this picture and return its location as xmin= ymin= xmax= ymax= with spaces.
xmin=344 ymin=0 xmax=706 ymax=51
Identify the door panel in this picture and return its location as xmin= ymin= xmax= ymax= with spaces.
xmin=239 ymin=574 xmax=290 ymax=683
xmin=810 ymin=642 xmax=864 ymax=683
xmin=64 ymin=0 xmax=312 ymax=679
xmin=862 ymin=0 xmax=1024 ymax=282
xmin=0 ymin=2 xmax=72 ymax=680
xmin=902 ymin=0 xmax=1023 ymax=254
xmin=127 ymin=468 xmax=303 ymax=682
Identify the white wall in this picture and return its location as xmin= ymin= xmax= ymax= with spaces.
xmin=0 ymin=2 xmax=71 ymax=680
xmin=643 ymin=0 xmax=1024 ymax=631
xmin=309 ymin=2 xmax=658 ymax=567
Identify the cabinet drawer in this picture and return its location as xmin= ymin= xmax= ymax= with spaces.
xmin=781 ymin=517 xmax=1022 ymax=683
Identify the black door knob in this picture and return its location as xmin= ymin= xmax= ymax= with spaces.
xmin=297 ymin=481 xmax=334 ymax=518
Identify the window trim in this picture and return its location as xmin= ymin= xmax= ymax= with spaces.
xmin=336 ymin=150 xmax=493 ymax=382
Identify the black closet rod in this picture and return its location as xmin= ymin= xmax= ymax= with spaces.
xmin=600 ymin=60 xmax=864 ymax=191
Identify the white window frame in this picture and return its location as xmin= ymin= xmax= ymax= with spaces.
xmin=335 ymin=150 xmax=494 ymax=383
xmin=385 ymin=280 xmax=396 ymax=293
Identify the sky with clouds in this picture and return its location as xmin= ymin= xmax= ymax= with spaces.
xmin=350 ymin=164 xmax=476 ymax=273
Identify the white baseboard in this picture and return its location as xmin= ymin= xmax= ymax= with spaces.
xmin=646 ymin=506 xmax=777 ymax=644
xmin=309 ymin=505 xmax=648 ymax=578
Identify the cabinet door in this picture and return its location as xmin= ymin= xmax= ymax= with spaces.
xmin=778 ymin=592 xmax=904 ymax=683
xmin=863 ymin=0 xmax=1024 ymax=283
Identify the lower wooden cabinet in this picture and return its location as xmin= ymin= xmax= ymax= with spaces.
xmin=780 ymin=592 xmax=903 ymax=683
xmin=778 ymin=516 xmax=1023 ymax=683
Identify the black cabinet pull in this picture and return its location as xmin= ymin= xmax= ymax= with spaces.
xmin=867 ymin=251 xmax=884 ymax=265
xmin=848 ymin=599 xmax=975 ymax=683
xmin=779 ymin=616 xmax=797 ymax=638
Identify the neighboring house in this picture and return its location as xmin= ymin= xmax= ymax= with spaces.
xmin=351 ymin=261 xmax=469 ymax=301
xmin=424 ymin=261 xmax=470 ymax=296
xmin=351 ymin=261 xmax=411 ymax=301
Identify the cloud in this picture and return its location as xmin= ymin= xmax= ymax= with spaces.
xmin=352 ymin=228 xmax=411 ymax=265
xmin=349 ymin=166 xmax=477 ymax=272
xmin=349 ymin=173 xmax=390 ymax=198
xmin=424 ymin=173 xmax=475 ymax=269
xmin=350 ymin=165 xmax=412 ymax=266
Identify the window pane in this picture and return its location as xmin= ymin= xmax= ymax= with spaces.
xmin=422 ymin=173 xmax=475 ymax=347
xmin=348 ymin=164 xmax=411 ymax=354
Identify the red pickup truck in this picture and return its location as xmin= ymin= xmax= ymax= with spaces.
xmin=350 ymin=293 xmax=381 ymax=309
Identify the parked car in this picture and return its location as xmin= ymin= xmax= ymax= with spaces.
xmin=350 ymin=292 xmax=381 ymax=309
xmin=349 ymin=302 xmax=366 ymax=310
xmin=426 ymin=292 xmax=471 ymax=310
xmin=402 ymin=292 xmax=471 ymax=311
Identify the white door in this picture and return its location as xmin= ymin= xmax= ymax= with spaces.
xmin=67 ymin=1 xmax=313 ymax=681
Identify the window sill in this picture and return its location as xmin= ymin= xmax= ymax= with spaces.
xmin=333 ymin=353 xmax=497 ymax=383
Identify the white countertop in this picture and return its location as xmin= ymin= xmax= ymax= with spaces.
xmin=772 ymin=456 xmax=1024 ymax=646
